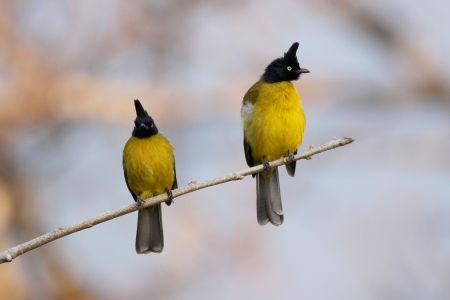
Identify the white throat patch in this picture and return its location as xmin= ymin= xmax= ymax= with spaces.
xmin=241 ymin=102 xmax=254 ymax=123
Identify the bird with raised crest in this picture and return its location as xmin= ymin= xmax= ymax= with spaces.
xmin=123 ymin=99 xmax=177 ymax=253
xmin=241 ymin=42 xmax=309 ymax=225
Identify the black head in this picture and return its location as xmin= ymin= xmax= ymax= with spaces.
xmin=132 ymin=99 xmax=158 ymax=138
xmin=262 ymin=42 xmax=310 ymax=83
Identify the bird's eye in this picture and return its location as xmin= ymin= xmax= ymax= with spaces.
xmin=287 ymin=66 xmax=292 ymax=71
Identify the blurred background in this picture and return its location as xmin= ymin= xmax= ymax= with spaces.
xmin=1 ymin=0 xmax=449 ymax=299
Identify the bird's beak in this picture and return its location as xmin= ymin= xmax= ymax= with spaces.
xmin=139 ymin=124 xmax=148 ymax=129
xmin=296 ymin=68 xmax=310 ymax=74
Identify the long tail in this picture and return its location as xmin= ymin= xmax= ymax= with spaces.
xmin=256 ymin=167 xmax=283 ymax=226
xmin=135 ymin=204 xmax=164 ymax=254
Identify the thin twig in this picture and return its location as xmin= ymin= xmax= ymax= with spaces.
xmin=0 ymin=137 xmax=353 ymax=264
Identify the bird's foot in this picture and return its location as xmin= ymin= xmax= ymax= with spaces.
xmin=165 ymin=188 xmax=174 ymax=206
xmin=287 ymin=151 xmax=296 ymax=163
xmin=262 ymin=159 xmax=271 ymax=171
xmin=136 ymin=197 xmax=144 ymax=207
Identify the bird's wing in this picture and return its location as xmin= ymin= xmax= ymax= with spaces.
xmin=242 ymin=81 xmax=260 ymax=169
xmin=242 ymin=81 xmax=260 ymax=105
xmin=243 ymin=137 xmax=254 ymax=167
xmin=171 ymin=156 xmax=178 ymax=190
xmin=123 ymin=156 xmax=137 ymax=201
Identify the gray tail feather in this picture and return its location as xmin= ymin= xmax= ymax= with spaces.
xmin=256 ymin=168 xmax=284 ymax=226
xmin=135 ymin=204 xmax=164 ymax=254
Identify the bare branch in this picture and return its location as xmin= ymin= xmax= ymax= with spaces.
xmin=0 ymin=137 xmax=353 ymax=264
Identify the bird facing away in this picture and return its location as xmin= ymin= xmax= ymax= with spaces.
xmin=241 ymin=42 xmax=309 ymax=226
xmin=123 ymin=100 xmax=177 ymax=253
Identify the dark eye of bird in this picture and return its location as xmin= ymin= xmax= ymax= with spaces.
xmin=287 ymin=66 xmax=292 ymax=71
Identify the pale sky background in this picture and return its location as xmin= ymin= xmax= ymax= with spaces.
xmin=1 ymin=1 xmax=450 ymax=299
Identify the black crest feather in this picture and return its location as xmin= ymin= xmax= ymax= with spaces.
xmin=134 ymin=99 xmax=147 ymax=117
xmin=285 ymin=42 xmax=299 ymax=58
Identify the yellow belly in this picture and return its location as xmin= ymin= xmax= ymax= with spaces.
xmin=123 ymin=134 xmax=175 ymax=199
xmin=243 ymin=81 xmax=306 ymax=162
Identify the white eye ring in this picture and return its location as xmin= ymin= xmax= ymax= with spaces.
xmin=287 ymin=66 xmax=292 ymax=71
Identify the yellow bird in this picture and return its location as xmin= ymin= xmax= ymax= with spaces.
xmin=241 ymin=42 xmax=309 ymax=225
xmin=123 ymin=100 xmax=177 ymax=253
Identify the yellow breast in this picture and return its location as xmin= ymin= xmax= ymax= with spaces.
xmin=123 ymin=134 xmax=175 ymax=199
xmin=242 ymin=81 xmax=306 ymax=162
